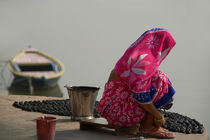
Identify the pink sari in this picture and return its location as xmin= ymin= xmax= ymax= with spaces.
xmin=97 ymin=28 xmax=176 ymax=127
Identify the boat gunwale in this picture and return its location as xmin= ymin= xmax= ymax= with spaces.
xmin=8 ymin=49 xmax=65 ymax=80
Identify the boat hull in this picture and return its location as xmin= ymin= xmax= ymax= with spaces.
xmin=11 ymin=73 xmax=61 ymax=89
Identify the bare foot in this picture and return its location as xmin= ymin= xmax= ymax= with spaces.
xmin=139 ymin=127 xmax=174 ymax=139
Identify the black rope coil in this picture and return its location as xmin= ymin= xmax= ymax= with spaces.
xmin=13 ymin=99 xmax=203 ymax=134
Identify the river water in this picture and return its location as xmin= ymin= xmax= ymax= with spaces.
xmin=0 ymin=0 xmax=210 ymax=134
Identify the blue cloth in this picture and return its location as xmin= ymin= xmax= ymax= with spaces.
xmin=133 ymin=85 xmax=157 ymax=103
xmin=154 ymin=86 xmax=175 ymax=108
xmin=133 ymin=81 xmax=175 ymax=107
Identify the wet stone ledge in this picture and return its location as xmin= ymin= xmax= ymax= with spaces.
xmin=13 ymin=99 xmax=203 ymax=134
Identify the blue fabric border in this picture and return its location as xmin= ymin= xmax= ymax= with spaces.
xmin=133 ymin=91 xmax=152 ymax=103
xmin=154 ymin=86 xmax=175 ymax=108
xmin=133 ymin=85 xmax=157 ymax=104
xmin=130 ymin=28 xmax=167 ymax=48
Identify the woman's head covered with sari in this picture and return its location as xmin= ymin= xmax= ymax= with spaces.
xmin=114 ymin=28 xmax=176 ymax=93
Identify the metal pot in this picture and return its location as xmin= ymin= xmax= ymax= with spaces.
xmin=65 ymin=85 xmax=99 ymax=121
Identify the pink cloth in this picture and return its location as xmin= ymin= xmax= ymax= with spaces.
xmin=97 ymin=28 xmax=176 ymax=127
xmin=115 ymin=28 xmax=176 ymax=94
xmin=97 ymin=70 xmax=172 ymax=127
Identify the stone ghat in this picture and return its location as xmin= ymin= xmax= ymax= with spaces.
xmin=13 ymin=99 xmax=203 ymax=134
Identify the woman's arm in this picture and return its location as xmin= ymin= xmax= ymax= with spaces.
xmin=140 ymin=103 xmax=165 ymax=127
xmin=140 ymin=103 xmax=162 ymax=120
xmin=108 ymin=69 xmax=120 ymax=81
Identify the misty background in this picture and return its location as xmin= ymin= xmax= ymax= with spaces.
xmin=0 ymin=0 xmax=210 ymax=133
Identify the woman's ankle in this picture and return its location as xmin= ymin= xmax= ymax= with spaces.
xmin=140 ymin=125 xmax=155 ymax=130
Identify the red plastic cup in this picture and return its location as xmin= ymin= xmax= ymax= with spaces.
xmin=36 ymin=116 xmax=56 ymax=140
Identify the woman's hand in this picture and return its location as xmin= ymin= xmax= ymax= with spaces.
xmin=139 ymin=103 xmax=165 ymax=127
xmin=153 ymin=114 xmax=165 ymax=127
